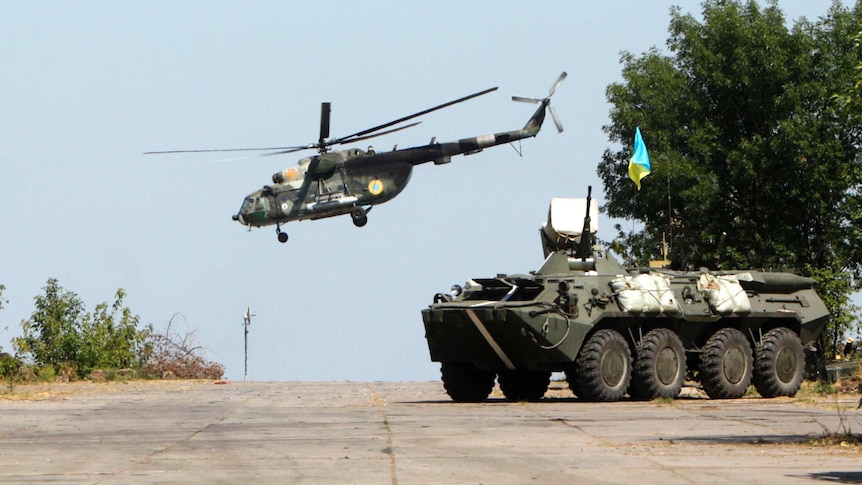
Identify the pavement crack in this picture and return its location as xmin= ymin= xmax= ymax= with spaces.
xmin=528 ymin=404 xmax=699 ymax=484
xmin=369 ymin=385 xmax=399 ymax=485
xmin=94 ymin=388 xmax=266 ymax=484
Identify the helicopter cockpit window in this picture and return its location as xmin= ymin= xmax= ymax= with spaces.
xmin=257 ymin=196 xmax=271 ymax=211
xmin=241 ymin=197 xmax=255 ymax=213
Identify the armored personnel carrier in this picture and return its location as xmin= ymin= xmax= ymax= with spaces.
xmin=421 ymin=188 xmax=829 ymax=402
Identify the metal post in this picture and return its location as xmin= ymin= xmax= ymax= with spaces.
xmin=243 ymin=307 xmax=254 ymax=381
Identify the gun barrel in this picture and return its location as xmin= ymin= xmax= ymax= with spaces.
xmin=577 ymin=186 xmax=593 ymax=258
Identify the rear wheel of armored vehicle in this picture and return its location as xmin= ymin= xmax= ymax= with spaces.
xmin=497 ymin=370 xmax=551 ymax=402
xmin=630 ymin=328 xmax=686 ymax=400
xmin=569 ymin=329 xmax=632 ymax=402
xmin=441 ymin=362 xmax=496 ymax=402
xmin=700 ymin=328 xmax=753 ymax=399
xmin=753 ymin=327 xmax=805 ymax=398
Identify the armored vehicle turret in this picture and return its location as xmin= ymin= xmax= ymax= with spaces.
xmin=421 ymin=188 xmax=829 ymax=402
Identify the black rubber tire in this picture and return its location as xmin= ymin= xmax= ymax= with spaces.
xmin=753 ymin=327 xmax=805 ymax=398
xmin=351 ymin=207 xmax=368 ymax=227
xmin=699 ymin=328 xmax=753 ymax=399
xmin=352 ymin=215 xmax=368 ymax=227
xmin=569 ymin=329 xmax=632 ymax=402
xmin=497 ymin=370 xmax=551 ymax=402
xmin=441 ymin=363 xmax=495 ymax=402
xmin=630 ymin=328 xmax=686 ymax=400
xmin=277 ymin=232 xmax=289 ymax=243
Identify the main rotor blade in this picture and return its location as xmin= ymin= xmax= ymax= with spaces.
xmin=260 ymin=145 xmax=319 ymax=157
xmin=319 ymin=102 xmax=331 ymax=143
xmin=144 ymin=145 xmax=310 ymax=155
xmin=338 ymin=121 xmax=422 ymax=145
xmin=331 ymin=86 xmax=498 ymax=145
xmin=264 ymin=122 xmax=423 ymax=156
xmin=549 ymin=71 xmax=567 ymax=97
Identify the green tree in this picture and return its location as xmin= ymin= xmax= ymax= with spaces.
xmin=14 ymin=279 xmax=146 ymax=378
xmin=14 ymin=278 xmax=86 ymax=373
xmin=0 ymin=284 xmax=20 ymax=389
xmin=834 ymin=29 xmax=862 ymax=120
xmin=0 ymin=283 xmax=7 ymax=350
xmin=79 ymin=289 xmax=145 ymax=374
xmin=598 ymin=0 xmax=862 ymax=357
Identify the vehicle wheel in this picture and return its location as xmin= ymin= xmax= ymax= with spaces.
xmin=699 ymin=328 xmax=753 ymax=399
xmin=753 ymin=327 xmax=804 ymax=398
xmin=440 ymin=362 xmax=495 ymax=402
xmin=569 ymin=329 xmax=632 ymax=402
xmin=277 ymin=232 xmax=289 ymax=243
xmin=352 ymin=215 xmax=368 ymax=227
xmin=630 ymin=328 xmax=686 ymax=400
xmin=497 ymin=370 xmax=551 ymax=402
xmin=350 ymin=207 xmax=368 ymax=227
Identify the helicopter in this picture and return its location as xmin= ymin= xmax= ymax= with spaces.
xmin=146 ymin=72 xmax=566 ymax=243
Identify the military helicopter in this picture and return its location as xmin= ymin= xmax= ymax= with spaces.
xmin=146 ymin=72 xmax=566 ymax=243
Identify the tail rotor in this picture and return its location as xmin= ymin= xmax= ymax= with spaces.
xmin=512 ymin=71 xmax=567 ymax=133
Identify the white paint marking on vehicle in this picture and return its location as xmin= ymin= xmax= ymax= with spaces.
xmin=465 ymin=308 xmax=515 ymax=370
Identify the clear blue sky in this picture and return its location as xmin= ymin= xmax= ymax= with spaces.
xmin=0 ymin=1 xmax=851 ymax=381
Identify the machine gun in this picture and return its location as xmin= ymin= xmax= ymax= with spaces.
xmin=577 ymin=186 xmax=594 ymax=260
xmin=539 ymin=186 xmax=598 ymax=260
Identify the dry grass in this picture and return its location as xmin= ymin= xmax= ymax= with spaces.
xmin=0 ymin=379 xmax=215 ymax=401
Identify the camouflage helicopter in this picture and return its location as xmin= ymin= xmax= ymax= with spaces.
xmin=146 ymin=72 xmax=566 ymax=243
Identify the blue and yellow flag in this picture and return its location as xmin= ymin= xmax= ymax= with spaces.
xmin=628 ymin=127 xmax=651 ymax=190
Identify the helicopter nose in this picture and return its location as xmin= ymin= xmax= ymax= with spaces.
xmin=232 ymin=213 xmax=245 ymax=224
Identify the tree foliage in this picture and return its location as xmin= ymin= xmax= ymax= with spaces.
xmin=13 ymin=279 xmax=147 ymax=379
xmin=14 ymin=279 xmax=88 ymax=374
xmin=4 ymin=280 xmax=224 ymax=382
xmin=834 ymin=29 xmax=862 ymax=120
xmin=598 ymin=0 xmax=862 ymax=356
xmin=79 ymin=288 xmax=143 ymax=373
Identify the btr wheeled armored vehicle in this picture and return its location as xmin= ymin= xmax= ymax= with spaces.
xmin=421 ymin=188 xmax=829 ymax=402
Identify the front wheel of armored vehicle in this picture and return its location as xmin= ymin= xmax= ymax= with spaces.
xmin=630 ymin=328 xmax=686 ymax=400
xmin=753 ymin=327 xmax=805 ymax=398
xmin=569 ymin=329 xmax=632 ymax=402
xmin=497 ymin=370 xmax=551 ymax=402
xmin=700 ymin=328 xmax=753 ymax=399
xmin=441 ymin=362 xmax=496 ymax=402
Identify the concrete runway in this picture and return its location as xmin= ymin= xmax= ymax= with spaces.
xmin=0 ymin=380 xmax=860 ymax=484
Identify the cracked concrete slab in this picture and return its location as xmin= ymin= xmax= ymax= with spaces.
xmin=0 ymin=380 xmax=859 ymax=484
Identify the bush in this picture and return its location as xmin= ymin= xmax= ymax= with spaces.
xmin=139 ymin=314 xmax=224 ymax=380
xmin=12 ymin=280 xmax=147 ymax=380
xmin=8 ymin=280 xmax=224 ymax=382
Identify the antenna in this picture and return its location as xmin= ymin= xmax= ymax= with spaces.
xmin=243 ymin=307 xmax=255 ymax=381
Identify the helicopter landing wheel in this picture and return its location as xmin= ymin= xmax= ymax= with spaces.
xmin=276 ymin=226 xmax=288 ymax=243
xmin=351 ymin=207 xmax=368 ymax=227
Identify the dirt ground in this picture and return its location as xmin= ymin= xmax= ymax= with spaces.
xmin=2 ymin=371 xmax=859 ymax=404
xmin=0 ymin=378 xmax=218 ymax=401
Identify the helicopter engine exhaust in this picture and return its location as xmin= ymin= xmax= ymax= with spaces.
xmin=272 ymin=167 xmax=301 ymax=184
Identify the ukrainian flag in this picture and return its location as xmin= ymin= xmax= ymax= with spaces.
xmin=628 ymin=127 xmax=651 ymax=190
